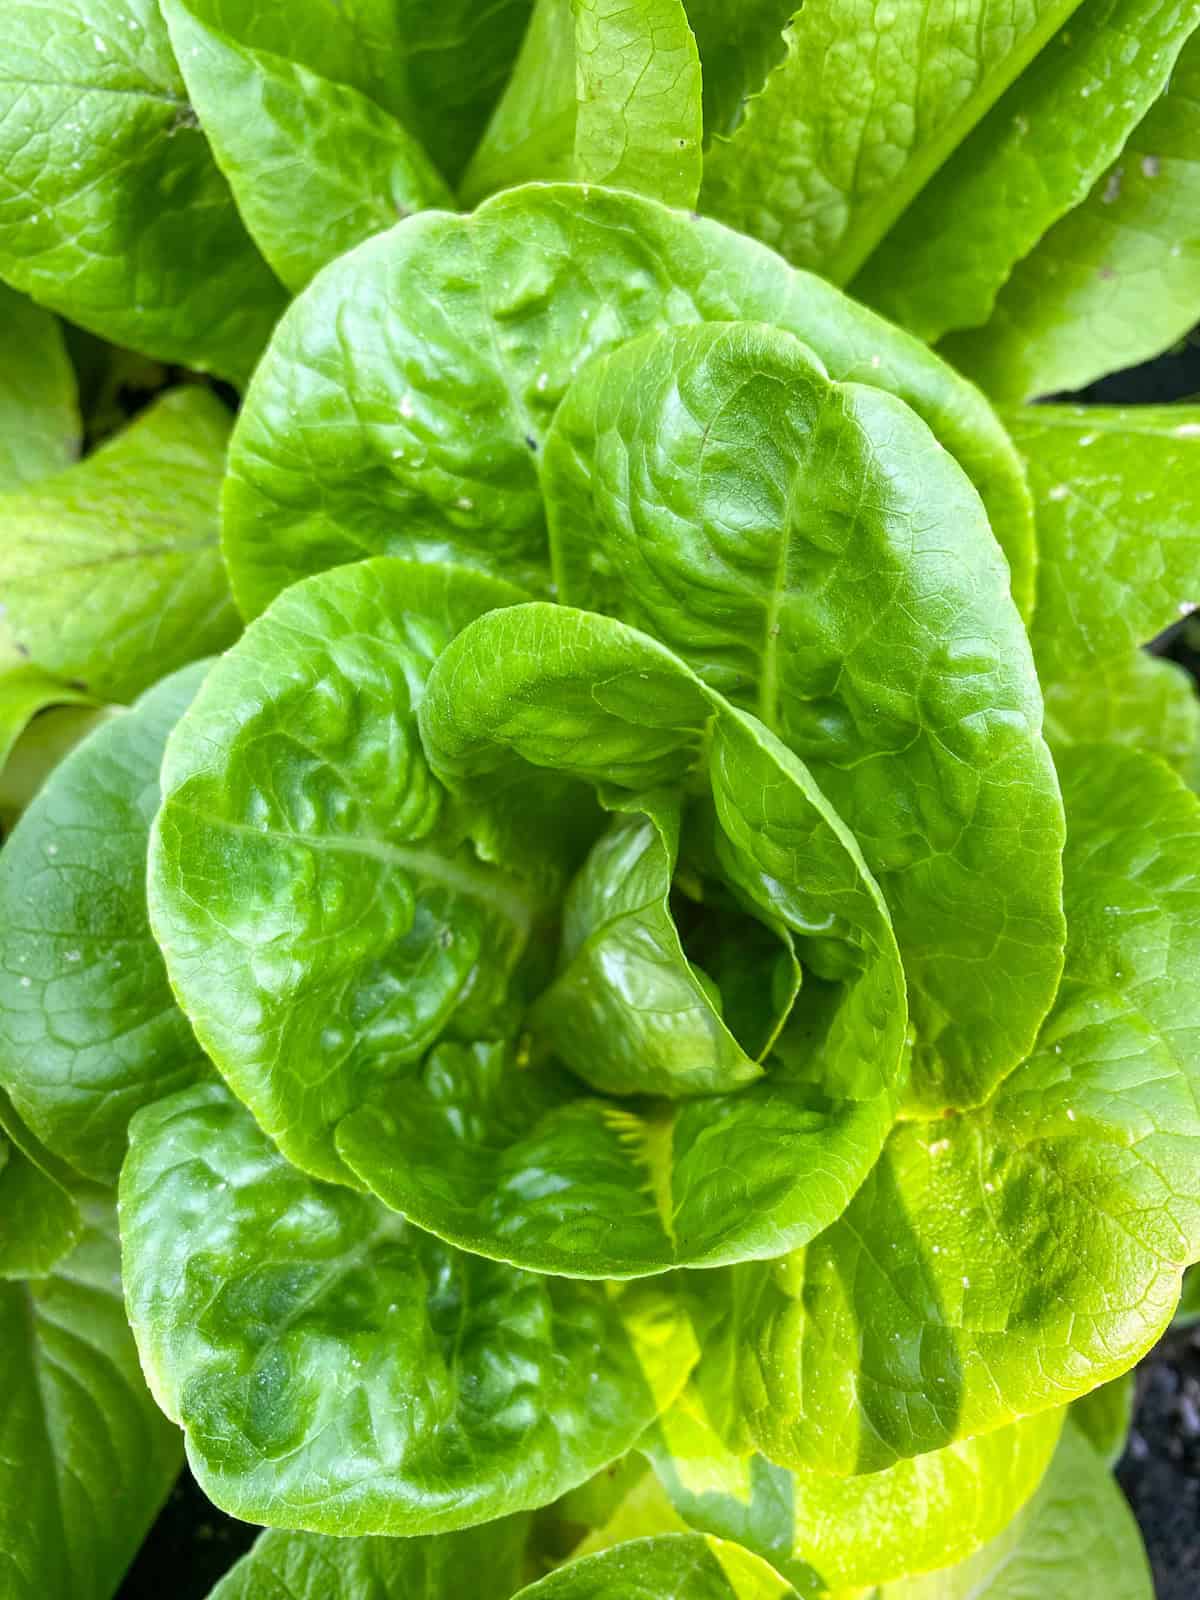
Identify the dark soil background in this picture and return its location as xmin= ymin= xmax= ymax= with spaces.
xmin=115 ymin=337 xmax=1200 ymax=1596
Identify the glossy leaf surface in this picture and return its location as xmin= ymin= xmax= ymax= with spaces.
xmin=222 ymin=184 xmax=1032 ymax=624
xmin=121 ymin=1083 xmax=696 ymax=1534
xmin=160 ymin=0 xmax=454 ymax=293
xmin=463 ymin=0 xmax=703 ymax=207
xmin=0 ymin=665 xmax=209 ymax=1182
xmin=149 ymin=559 xmax=533 ymax=1186
xmin=337 ymin=602 xmax=907 ymax=1276
xmin=0 ymin=0 xmax=284 ymax=381
xmin=0 ymin=1191 xmax=182 ymax=1600
xmin=735 ymin=744 xmax=1200 ymax=1473
xmin=546 ymin=320 xmax=1063 ymax=1108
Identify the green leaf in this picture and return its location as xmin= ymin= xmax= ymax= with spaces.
xmin=546 ymin=320 xmax=1063 ymax=1109
xmin=160 ymin=0 xmax=454 ymax=293
xmin=530 ymin=799 xmax=794 ymax=1098
xmin=0 ymin=284 xmax=79 ymax=494
xmin=879 ymin=1423 xmax=1152 ymax=1599
xmin=208 ymin=1519 xmax=531 ymax=1600
xmin=0 ymin=1088 xmax=81 ymax=1279
xmin=0 ymin=1189 xmax=182 ymax=1600
xmin=222 ymin=184 xmax=1032 ymax=627
xmin=944 ymin=33 xmax=1200 ymax=400
xmin=2 ymin=387 xmax=241 ymax=704
xmin=336 ymin=601 xmax=906 ymax=1277
xmin=0 ymin=0 xmax=285 ymax=383
xmin=0 ymin=646 xmax=94 ymax=787
xmin=851 ymin=0 xmax=1200 ymax=343
xmin=533 ymin=1536 xmax=798 ymax=1599
xmin=733 ymin=743 xmax=1200 ymax=1474
xmin=700 ymin=0 xmax=1086 ymax=284
xmin=1011 ymin=405 xmax=1200 ymax=680
xmin=148 ymin=559 xmax=536 ymax=1187
xmin=462 ymin=0 xmax=703 ymax=208
xmin=0 ymin=664 xmax=209 ymax=1183
xmin=1175 ymin=1263 xmax=1200 ymax=1327
xmin=645 ymin=1381 xmax=1061 ymax=1591
xmin=121 ymin=1081 xmax=697 ymax=1535
xmin=680 ymin=0 xmax=793 ymax=140
xmin=0 ymin=705 xmax=113 ymax=835
xmin=1071 ymin=1371 xmax=1135 ymax=1468
xmin=1044 ymin=651 xmax=1200 ymax=773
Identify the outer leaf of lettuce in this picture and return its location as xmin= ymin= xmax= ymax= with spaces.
xmin=160 ymin=0 xmax=454 ymax=293
xmin=945 ymin=33 xmax=1200 ymax=400
xmin=735 ymin=743 xmax=1200 ymax=1474
xmin=336 ymin=602 xmax=906 ymax=1276
xmin=2 ymin=388 xmax=240 ymax=704
xmin=0 ymin=1089 xmax=81 ymax=1279
xmin=644 ymin=1382 xmax=1061 ymax=1591
xmin=121 ymin=1082 xmax=697 ymax=1535
xmin=462 ymin=0 xmax=703 ymax=207
xmin=0 ymin=284 xmax=79 ymax=493
xmin=209 ymin=1519 xmax=531 ymax=1600
xmin=0 ymin=665 xmax=209 ymax=1182
xmin=700 ymin=0 xmax=1086 ymax=285
xmin=221 ymin=184 xmax=1033 ymax=626
xmin=851 ymin=0 xmax=1200 ymax=343
xmin=1011 ymin=405 xmax=1200 ymax=682
xmin=880 ymin=1423 xmax=1152 ymax=1599
xmin=148 ymin=559 xmax=536 ymax=1187
xmin=546 ymin=320 xmax=1064 ymax=1109
xmin=1010 ymin=404 xmax=1200 ymax=764
xmin=1043 ymin=652 xmax=1200 ymax=774
xmin=0 ymin=1189 xmax=182 ymax=1600
xmin=0 ymin=0 xmax=284 ymax=383
xmin=523 ymin=1535 xmax=799 ymax=1599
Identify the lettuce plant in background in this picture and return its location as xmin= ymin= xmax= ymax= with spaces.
xmin=1 ymin=2 xmax=1200 ymax=1597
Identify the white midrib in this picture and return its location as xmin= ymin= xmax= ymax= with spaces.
xmin=176 ymin=808 xmax=538 ymax=937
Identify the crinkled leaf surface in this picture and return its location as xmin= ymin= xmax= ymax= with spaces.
xmin=0 ymin=1189 xmax=182 ymax=1600
xmin=529 ymin=797 xmax=794 ymax=1099
xmin=0 ymin=665 xmax=209 ymax=1182
xmin=0 ymin=0 xmax=284 ymax=382
xmin=945 ymin=32 xmax=1200 ymax=400
xmin=523 ymin=1535 xmax=799 ymax=1599
xmin=0 ymin=1088 xmax=81 ymax=1279
xmin=546 ymin=320 xmax=1063 ymax=1109
xmin=121 ymin=1082 xmax=696 ymax=1535
xmin=160 ymin=0 xmax=454 ymax=293
xmin=700 ymin=0 xmax=1086 ymax=284
xmin=462 ymin=0 xmax=703 ymax=207
xmin=221 ymin=184 xmax=1032 ymax=624
xmin=880 ymin=1423 xmax=1152 ymax=1599
xmin=208 ymin=1518 xmax=531 ymax=1600
xmin=148 ymin=559 xmax=537 ymax=1187
xmin=0 ymin=283 xmax=79 ymax=493
xmin=2 ymin=387 xmax=240 ymax=704
xmin=733 ymin=743 xmax=1200 ymax=1474
xmin=851 ymin=0 xmax=1200 ymax=343
xmin=336 ymin=602 xmax=905 ymax=1276
xmin=644 ymin=1382 xmax=1061 ymax=1590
